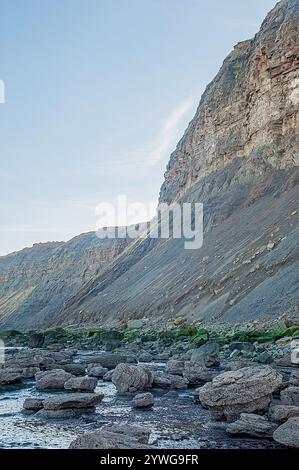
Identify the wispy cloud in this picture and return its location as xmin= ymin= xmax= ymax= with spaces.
xmin=146 ymin=96 xmax=197 ymax=167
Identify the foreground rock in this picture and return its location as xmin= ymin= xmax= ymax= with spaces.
xmin=35 ymin=369 xmax=73 ymax=390
xmin=0 ymin=369 xmax=23 ymax=385
xmin=69 ymin=424 xmax=151 ymax=449
xmin=132 ymin=392 xmax=154 ymax=409
xmin=23 ymin=398 xmax=44 ymax=412
xmin=268 ymin=405 xmax=299 ymax=423
xmin=273 ymin=417 xmax=299 ymax=448
xmin=198 ymin=366 xmax=282 ymax=422
xmin=42 ymin=393 xmax=103 ymax=410
xmin=64 ymin=376 xmax=98 ymax=392
xmin=226 ymin=413 xmax=278 ymax=438
xmin=112 ymin=363 xmax=153 ymax=393
xmin=281 ymin=387 xmax=299 ymax=406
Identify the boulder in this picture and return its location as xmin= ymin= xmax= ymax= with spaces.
xmin=112 ymin=363 xmax=153 ymax=393
xmin=165 ymin=360 xmax=185 ymax=376
xmin=85 ymin=353 xmax=137 ymax=369
xmin=42 ymin=393 xmax=104 ymax=410
xmin=28 ymin=333 xmax=44 ymax=349
xmin=69 ymin=425 xmax=150 ymax=449
xmin=229 ymin=342 xmax=255 ymax=354
xmin=255 ymin=352 xmax=273 ymax=364
xmin=224 ymin=360 xmax=254 ymax=371
xmin=64 ymin=376 xmax=98 ymax=392
xmin=62 ymin=363 xmax=86 ymax=376
xmin=281 ymin=387 xmax=299 ymax=406
xmin=183 ymin=362 xmax=213 ymax=385
xmin=101 ymin=423 xmax=150 ymax=443
xmin=198 ymin=366 xmax=282 ymax=422
xmin=0 ymin=368 xmax=23 ymax=385
xmin=290 ymin=371 xmax=299 ymax=386
xmin=103 ymin=370 xmax=114 ymax=381
xmin=132 ymin=392 xmax=154 ymax=409
xmin=23 ymin=398 xmax=44 ymax=411
xmin=127 ymin=319 xmax=145 ymax=330
xmin=138 ymin=352 xmax=153 ymax=363
xmin=35 ymin=369 xmax=73 ymax=390
xmin=191 ymin=341 xmax=220 ymax=367
xmin=273 ymin=417 xmax=299 ymax=448
xmin=22 ymin=366 xmax=40 ymax=379
xmin=87 ymin=365 xmax=108 ymax=378
xmin=36 ymin=408 xmax=95 ymax=419
xmin=152 ymin=371 xmax=188 ymax=390
xmin=226 ymin=413 xmax=278 ymax=438
xmin=268 ymin=405 xmax=299 ymax=423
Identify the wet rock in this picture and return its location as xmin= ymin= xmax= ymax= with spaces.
xmin=226 ymin=413 xmax=278 ymax=438
xmin=191 ymin=341 xmax=220 ymax=367
xmin=198 ymin=366 xmax=282 ymax=422
xmin=165 ymin=359 xmax=185 ymax=375
xmin=281 ymin=387 xmax=299 ymax=406
xmin=183 ymin=362 xmax=213 ymax=385
xmin=28 ymin=333 xmax=44 ymax=349
xmin=268 ymin=405 xmax=299 ymax=423
xmin=87 ymin=365 xmax=108 ymax=378
xmin=273 ymin=417 xmax=299 ymax=448
xmin=36 ymin=408 xmax=96 ymax=419
xmin=112 ymin=363 xmax=153 ymax=393
xmin=64 ymin=376 xmax=98 ymax=392
xmin=42 ymin=393 xmax=104 ymax=410
xmin=152 ymin=371 xmax=188 ymax=390
xmin=35 ymin=369 xmax=74 ymax=390
xmin=132 ymin=392 xmax=154 ymax=409
xmin=23 ymin=398 xmax=44 ymax=412
xmin=0 ymin=369 xmax=23 ymax=385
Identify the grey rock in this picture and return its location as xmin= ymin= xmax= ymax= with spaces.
xmin=87 ymin=365 xmax=108 ymax=378
xmin=273 ymin=417 xmax=299 ymax=448
xmin=43 ymin=393 xmax=104 ymax=410
xmin=229 ymin=342 xmax=255 ymax=354
xmin=36 ymin=408 xmax=96 ymax=419
xmin=268 ymin=405 xmax=299 ymax=423
xmin=165 ymin=359 xmax=185 ymax=376
xmin=28 ymin=333 xmax=44 ymax=348
xmin=183 ymin=362 xmax=213 ymax=385
xmin=132 ymin=392 xmax=154 ymax=409
xmin=0 ymin=369 xmax=23 ymax=385
xmin=191 ymin=341 xmax=220 ymax=368
xmin=281 ymin=387 xmax=299 ymax=406
xmin=112 ymin=363 xmax=153 ymax=392
xmin=69 ymin=426 xmax=150 ymax=449
xmin=64 ymin=376 xmax=98 ymax=392
xmin=35 ymin=369 xmax=73 ymax=390
xmin=256 ymin=352 xmax=273 ymax=364
xmin=226 ymin=413 xmax=278 ymax=438
xmin=23 ymin=398 xmax=44 ymax=411
xmin=153 ymin=371 xmax=189 ymax=390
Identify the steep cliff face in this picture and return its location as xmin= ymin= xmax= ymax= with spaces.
xmin=0 ymin=233 xmax=130 ymax=330
xmin=1 ymin=0 xmax=298 ymax=332
xmin=160 ymin=0 xmax=298 ymax=203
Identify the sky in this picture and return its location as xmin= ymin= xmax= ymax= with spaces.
xmin=0 ymin=0 xmax=278 ymax=255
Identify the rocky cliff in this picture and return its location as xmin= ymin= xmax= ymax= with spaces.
xmin=1 ymin=0 xmax=298 ymax=331
xmin=0 ymin=233 xmax=130 ymax=330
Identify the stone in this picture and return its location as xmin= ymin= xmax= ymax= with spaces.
xmin=85 ymin=353 xmax=137 ymax=369
xmin=273 ymin=418 xmax=299 ymax=448
xmin=229 ymin=342 xmax=255 ymax=354
xmin=224 ymin=360 xmax=254 ymax=371
xmin=152 ymin=371 xmax=188 ymax=390
xmin=226 ymin=413 xmax=278 ymax=438
xmin=0 ymin=369 xmax=23 ymax=385
xmin=132 ymin=392 xmax=154 ymax=409
xmin=22 ymin=366 xmax=40 ymax=379
xmin=103 ymin=370 xmax=114 ymax=381
xmin=183 ymin=362 xmax=213 ymax=385
xmin=165 ymin=359 xmax=185 ymax=375
xmin=64 ymin=376 xmax=98 ymax=392
xmin=101 ymin=423 xmax=150 ymax=444
xmin=255 ymin=352 xmax=273 ymax=364
xmin=42 ymin=393 xmax=104 ymax=410
xmin=36 ymin=408 xmax=95 ymax=419
xmin=87 ymin=365 xmax=108 ymax=378
xmin=290 ymin=371 xmax=299 ymax=386
xmin=268 ymin=405 xmax=299 ymax=423
xmin=198 ymin=366 xmax=282 ymax=422
xmin=28 ymin=333 xmax=44 ymax=349
xmin=23 ymin=398 xmax=44 ymax=411
xmin=35 ymin=369 xmax=73 ymax=390
xmin=112 ymin=363 xmax=153 ymax=392
xmin=281 ymin=387 xmax=299 ymax=406
xmin=138 ymin=352 xmax=153 ymax=362
xmin=62 ymin=363 xmax=86 ymax=376
xmin=127 ymin=319 xmax=145 ymax=330
xmin=191 ymin=341 xmax=220 ymax=367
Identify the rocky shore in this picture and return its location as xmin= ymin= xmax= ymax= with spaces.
xmin=0 ymin=319 xmax=299 ymax=449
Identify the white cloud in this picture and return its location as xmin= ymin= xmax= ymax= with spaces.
xmin=146 ymin=96 xmax=197 ymax=167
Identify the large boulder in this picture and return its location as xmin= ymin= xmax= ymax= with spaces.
xmin=273 ymin=417 xmax=299 ymax=448
xmin=183 ymin=362 xmax=213 ymax=385
xmin=281 ymin=387 xmax=299 ymax=406
xmin=226 ymin=413 xmax=278 ymax=438
xmin=190 ymin=341 xmax=220 ymax=367
xmin=64 ymin=376 xmax=98 ymax=392
xmin=152 ymin=371 xmax=188 ymax=390
xmin=35 ymin=369 xmax=74 ymax=390
xmin=62 ymin=363 xmax=86 ymax=376
xmin=112 ymin=363 xmax=153 ymax=392
xmin=69 ymin=424 xmax=150 ymax=449
xmin=42 ymin=393 xmax=103 ymax=410
xmin=198 ymin=366 xmax=282 ymax=422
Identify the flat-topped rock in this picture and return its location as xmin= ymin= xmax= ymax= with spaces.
xmin=64 ymin=376 xmax=98 ymax=392
xmin=35 ymin=369 xmax=73 ymax=390
xmin=43 ymin=393 xmax=104 ymax=410
xmin=226 ymin=413 xmax=278 ymax=438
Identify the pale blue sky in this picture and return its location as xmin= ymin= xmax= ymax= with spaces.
xmin=0 ymin=0 xmax=278 ymax=255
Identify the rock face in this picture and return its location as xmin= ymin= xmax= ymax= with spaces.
xmin=112 ymin=364 xmax=153 ymax=393
xmin=273 ymin=417 xmax=299 ymax=448
xmin=0 ymin=233 xmax=131 ymax=330
xmin=226 ymin=413 xmax=278 ymax=438
xmin=198 ymin=366 xmax=283 ymax=421
xmin=0 ymin=0 xmax=298 ymax=332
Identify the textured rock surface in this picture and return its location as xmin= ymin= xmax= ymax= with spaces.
xmin=42 ymin=393 xmax=103 ymax=410
xmin=198 ymin=366 xmax=283 ymax=421
xmin=281 ymin=386 xmax=299 ymax=405
xmin=112 ymin=363 xmax=153 ymax=392
xmin=226 ymin=413 xmax=278 ymax=438
xmin=273 ymin=417 xmax=299 ymax=448
xmin=64 ymin=376 xmax=98 ymax=392
xmin=132 ymin=392 xmax=154 ymax=409
xmin=268 ymin=404 xmax=299 ymax=423
xmin=35 ymin=369 xmax=73 ymax=391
